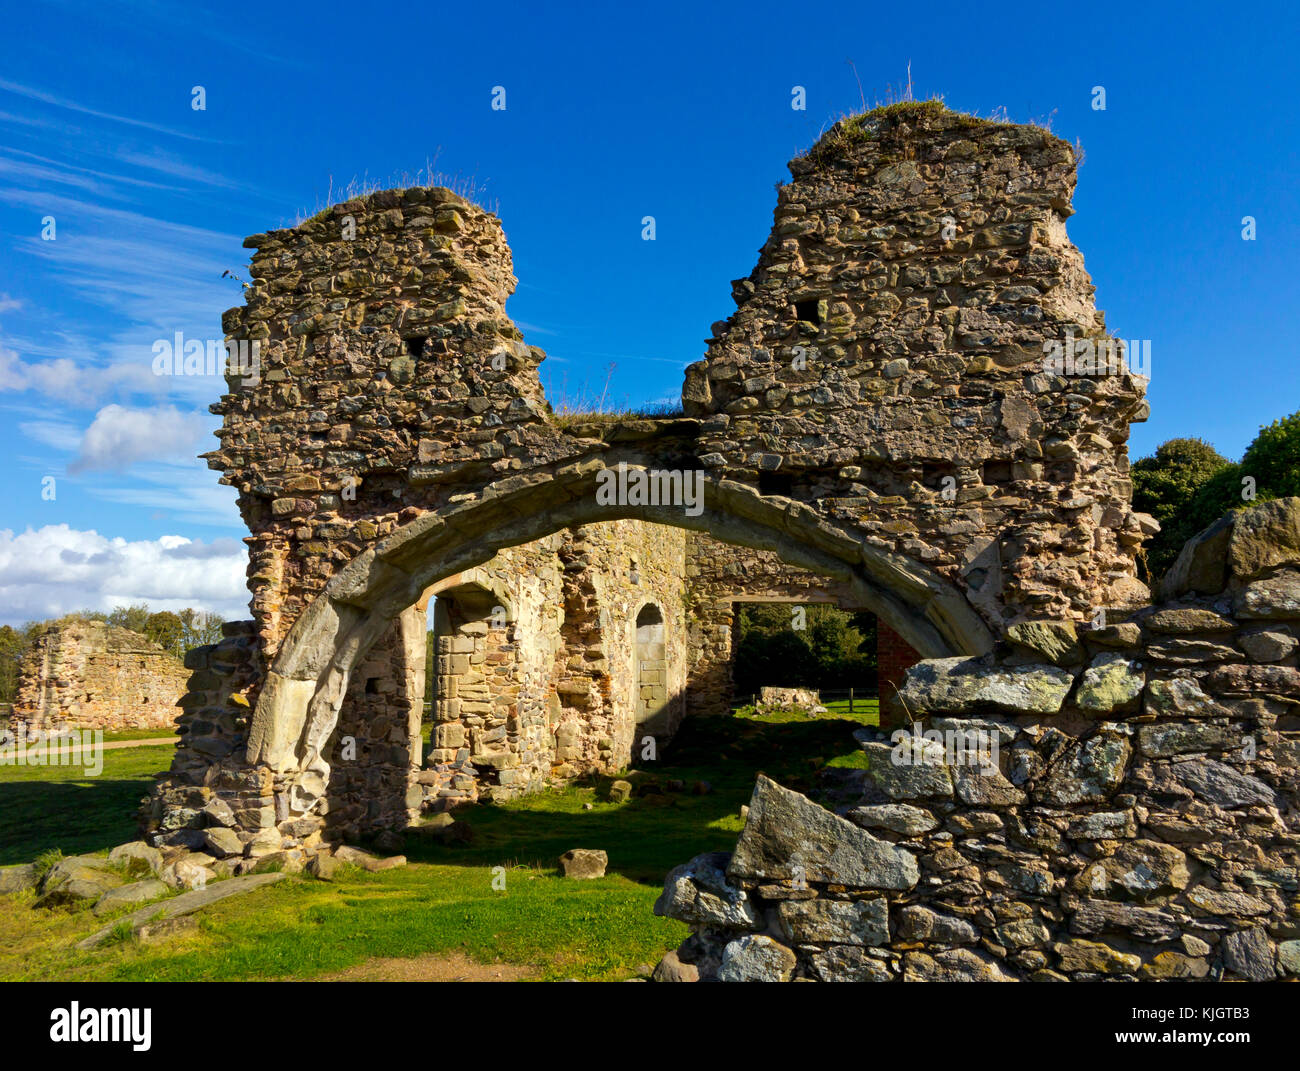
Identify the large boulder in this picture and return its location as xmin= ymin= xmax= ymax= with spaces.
xmin=108 ymin=841 xmax=163 ymax=875
xmin=1227 ymin=497 xmax=1300 ymax=580
xmin=558 ymin=849 xmax=607 ymax=879
xmin=1159 ymin=514 xmax=1233 ymax=599
xmin=898 ymin=657 xmax=1074 ymax=716
xmin=727 ymin=776 xmax=918 ymax=891
xmin=654 ymin=851 xmax=760 ymax=929
xmin=0 ymin=863 xmax=38 ymax=896
xmin=33 ymin=856 xmax=121 ymax=907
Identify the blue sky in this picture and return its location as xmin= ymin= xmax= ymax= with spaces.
xmin=0 ymin=0 xmax=1296 ymax=624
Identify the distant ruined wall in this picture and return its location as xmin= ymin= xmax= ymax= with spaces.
xmin=12 ymin=620 xmax=189 ymax=733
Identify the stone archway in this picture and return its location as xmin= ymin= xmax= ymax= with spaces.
xmin=150 ymin=103 xmax=1158 ymax=842
xmin=245 ymin=469 xmax=994 ymax=817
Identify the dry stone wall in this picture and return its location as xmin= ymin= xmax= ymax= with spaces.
xmin=655 ymin=499 xmax=1300 ymax=982
xmin=12 ymin=620 xmax=189 ymax=733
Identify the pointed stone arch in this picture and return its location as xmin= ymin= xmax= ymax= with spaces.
xmin=244 ymin=466 xmax=993 ymax=815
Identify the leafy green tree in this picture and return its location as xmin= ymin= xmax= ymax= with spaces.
xmin=1132 ymin=438 xmax=1230 ymax=528
xmin=732 ymin=603 xmax=877 ymax=696
xmin=0 ymin=625 xmax=28 ymax=704
xmin=179 ymin=608 xmax=225 ymax=651
xmin=1133 ymin=410 xmax=1300 ymax=583
xmin=144 ymin=611 xmax=185 ymax=658
xmin=106 ymin=602 xmax=152 ymax=635
xmin=1132 ymin=438 xmax=1230 ymax=578
xmin=1239 ymin=412 xmax=1300 ymax=500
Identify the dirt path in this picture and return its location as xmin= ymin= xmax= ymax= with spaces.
xmin=311 ymin=951 xmax=538 ymax=982
xmin=26 ymin=737 xmax=176 ymax=758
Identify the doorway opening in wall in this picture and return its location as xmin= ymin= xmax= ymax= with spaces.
xmin=418 ymin=581 xmax=519 ymax=809
xmin=634 ymin=603 xmax=668 ymax=738
xmin=730 ymin=601 xmax=878 ymax=718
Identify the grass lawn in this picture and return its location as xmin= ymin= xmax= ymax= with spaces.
xmin=0 ymin=743 xmax=176 ymax=865
xmin=102 ymin=728 xmax=182 ymax=742
xmin=0 ymin=701 xmax=873 ymax=981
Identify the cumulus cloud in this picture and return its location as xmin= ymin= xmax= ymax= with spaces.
xmin=69 ymin=403 xmax=206 ymax=473
xmin=0 ymin=525 xmax=249 ymax=626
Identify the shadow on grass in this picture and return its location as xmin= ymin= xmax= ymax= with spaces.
xmin=399 ymin=710 xmax=867 ymax=886
xmin=0 ymin=778 xmax=152 ymax=866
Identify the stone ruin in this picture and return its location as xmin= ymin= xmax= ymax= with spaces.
xmin=655 ymin=497 xmax=1300 ymax=981
xmin=10 ymin=619 xmax=189 ymax=733
xmin=132 ymin=101 xmax=1299 ymax=981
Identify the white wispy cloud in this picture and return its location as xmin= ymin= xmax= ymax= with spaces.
xmin=0 ymin=524 xmax=249 ymax=626
xmin=69 ymin=404 xmax=207 ymax=474
xmin=0 ymin=77 xmax=214 ymax=142
xmin=0 ymin=187 xmax=248 ymax=410
xmin=0 ymin=343 xmax=164 ymax=407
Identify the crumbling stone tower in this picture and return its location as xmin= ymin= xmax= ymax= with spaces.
xmin=685 ymin=103 xmax=1152 ymax=626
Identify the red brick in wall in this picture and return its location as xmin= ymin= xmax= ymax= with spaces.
xmin=877 ymin=620 xmax=922 ymax=702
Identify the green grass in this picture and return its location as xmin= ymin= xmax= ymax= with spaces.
xmin=0 ymin=704 xmax=871 ymax=981
xmin=0 ymin=743 xmax=176 ymax=865
xmin=103 ymin=728 xmax=180 ymax=742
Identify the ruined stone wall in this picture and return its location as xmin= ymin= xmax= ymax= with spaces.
xmin=207 ymin=105 xmax=1154 ymax=734
xmin=655 ymin=499 xmax=1300 ymax=983
xmin=156 ymin=103 xmax=1169 ymax=851
xmin=151 ymin=520 xmax=692 ymax=841
xmin=212 ymin=187 xmax=558 ymax=665
xmin=683 ymin=103 xmax=1152 ymax=630
xmin=580 ymin=521 xmax=688 ymax=763
xmin=13 ymin=620 xmax=190 ymax=732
